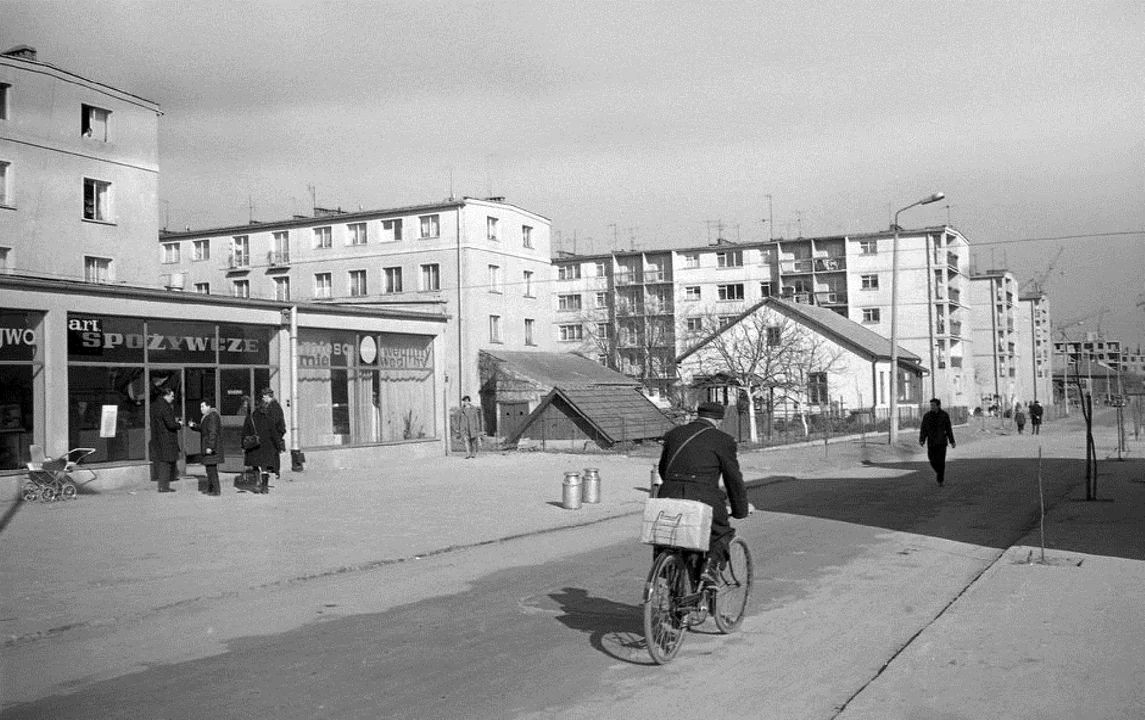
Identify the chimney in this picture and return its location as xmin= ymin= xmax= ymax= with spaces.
xmin=2 ymin=45 xmax=38 ymax=61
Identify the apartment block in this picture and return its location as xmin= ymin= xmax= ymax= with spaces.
xmin=969 ymin=271 xmax=1024 ymax=410
xmin=0 ymin=45 xmax=161 ymax=284
xmin=552 ymin=226 xmax=974 ymax=411
xmin=1016 ymin=291 xmax=1053 ymax=405
xmin=157 ymin=196 xmax=553 ymax=405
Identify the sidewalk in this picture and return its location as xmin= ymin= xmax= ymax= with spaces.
xmin=2 ymin=412 xmax=1143 ymax=714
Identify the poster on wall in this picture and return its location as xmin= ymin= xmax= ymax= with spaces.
xmin=99 ymin=404 xmax=118 ymax=438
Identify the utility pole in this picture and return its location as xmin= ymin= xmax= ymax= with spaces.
xmin=766 ymin=194 xmax=774 ymax=241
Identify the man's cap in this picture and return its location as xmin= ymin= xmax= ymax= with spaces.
xmin=697 ymin=401 xmax=725 ymax=420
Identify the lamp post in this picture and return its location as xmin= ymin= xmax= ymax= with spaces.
xmin=888 ymin=192 xmax=945 ymax=444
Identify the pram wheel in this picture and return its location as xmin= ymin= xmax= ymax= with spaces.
xmin=38 ymin=485 xmax=58 ymax=502
xmin=21 ymin=481 xmax=39 ymax=503
xmin=61 ymin=482 xmax=78 ymax=500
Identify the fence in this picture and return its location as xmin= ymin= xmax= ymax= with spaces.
xmin=717 ymin=403 xmax=968 ymax=446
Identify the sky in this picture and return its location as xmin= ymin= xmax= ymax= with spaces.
xmin=4 ymin=0 xmax=1144 ymax=346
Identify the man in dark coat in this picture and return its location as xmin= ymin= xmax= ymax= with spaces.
xmin=919 ymin=397 xmax=956 ymax=486
xmin=1029 ymin=400 xmax=1044 ymax=435
xmin=260 ymin=387 xmax=287 ymax=479
xmin=150 ymin=387 xmax=181 ymax=493
xmin=656 ymin=401 xmax=750 ymax=578
xmin=244 ymin=392 xmax=283 ymax=494
xmin=190 ymin=397 xmax=223 ymax=496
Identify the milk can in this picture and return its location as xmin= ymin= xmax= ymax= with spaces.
xmin=562 ymin=471 xmax=583 ymax=510
xmin=649 ymin=464 xmax=662 ymax=498
xmin=582 ymin=467 xmax=601 ymax=504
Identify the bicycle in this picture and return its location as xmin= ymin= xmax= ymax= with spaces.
xmin=642 ymin=534 xmax=753 ymax=664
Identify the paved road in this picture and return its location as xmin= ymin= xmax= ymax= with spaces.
xmin=2 ymin=441 xmax=1082 ymax=719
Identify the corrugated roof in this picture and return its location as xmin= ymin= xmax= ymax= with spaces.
xmin=508 ymin=386 xmax=676 ymax=446
xmin=677 ymin=297 xmax=922 ymax=369
xmin=483 ymin=350 xmax=637 ymax=388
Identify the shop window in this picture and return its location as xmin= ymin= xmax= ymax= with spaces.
xmin=66 ymin=366 xmax=147 ymax=464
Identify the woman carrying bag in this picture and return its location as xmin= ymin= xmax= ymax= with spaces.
xmin=242 ymin=394 xmax=279 ymax=494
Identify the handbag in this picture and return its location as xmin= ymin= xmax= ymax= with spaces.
xmin=242 ymin=433 xmax=261 ymax=451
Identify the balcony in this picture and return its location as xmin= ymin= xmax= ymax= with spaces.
xmin=947 ymin=252 xmax=959 ymax=271
xmin=814 ymin=291 xmax=847 ymax=305
xmin=950 ymin=356 xmax=963 ymax=368
xmin=644 ymin=269 xmax=671 ymax=283
xmin=813 ymin=257 xmax=846 ymax=272
xmin=267 ymin=250 xmax=290 ymax=267
xmin=934 ymin=285 xmax=946 ymax=300
xmin=614 ymin=272 xmax=641 ymax=286
xmin=949 ymin=320 xmax=962 ymax=337
xmin=947 ymin=287 xmax=961 ymax=304
xmin=780 ymin=259 xmax=814 ymax=274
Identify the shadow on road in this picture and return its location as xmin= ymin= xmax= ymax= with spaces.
xmin=547 ymin=586 xmax=651 ymax=665
xmin=752 ymin=456 xmax=1145 ymax=562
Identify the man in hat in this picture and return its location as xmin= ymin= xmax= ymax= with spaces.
xmin=656 ymin=401 xmax=750 ymax=582
xmin=919 ymin=397 xmax=956 ymax=486
xmin=150 ymin=387 xmax=182 ymax=493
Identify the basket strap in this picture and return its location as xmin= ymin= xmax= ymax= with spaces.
xmin=664 ymin=426 xmax=713 ymax=477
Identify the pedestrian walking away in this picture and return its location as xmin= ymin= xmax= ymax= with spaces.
xmin=243 ymin=390 xmax=283 ymax=494
xmin=1014 ymin=404 xmax=1026 ymax=434
xmin=655 ymin=401 xmax=750 ymax=579
xmin=150 ymin=387 xmax=182 ymax=493
xmin=457 ymin=395 xmax=483 ymax=459
xmin=189 ymin=397 xmax=224 ymax=495
xmin=1029 ymin=400 xmax=1043 ymax=435
xmin=919 ymin=397 xmax=956 ymax=486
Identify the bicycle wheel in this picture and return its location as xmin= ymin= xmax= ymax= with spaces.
xmin=61 ymin=482 xmax=78 ymax=500
xmin=713 ymin=537 xmax=753 ymax=634
xmin=644 ymin=551 xmax=692 ymax=664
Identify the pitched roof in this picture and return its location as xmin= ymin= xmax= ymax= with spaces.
xmin=677 ymin=297 xmax=923 ymax=370
xmin=482 ymin=350 xmax=637 ymax=388
xmin=507 ymin=386 xmax=675 ymax=446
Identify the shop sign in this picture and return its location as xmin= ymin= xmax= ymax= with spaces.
xmin=378 ymin=334 xmax=433 ymax=370
xmin=68 ymin=316 xmax=272 ymax=365
xmin=298 ymin=330 xmax=357 ymax=368
xmin=0 ymin=311 xmax=38 ymax=361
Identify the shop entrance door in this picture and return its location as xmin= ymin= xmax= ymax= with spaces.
xmin=182 ymin=367 xmax=217 ymax=461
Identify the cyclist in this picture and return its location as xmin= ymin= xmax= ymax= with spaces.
xmin=656 ymin=401 xmax=750 ymax=584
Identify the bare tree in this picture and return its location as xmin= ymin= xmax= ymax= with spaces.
xmin=679 ymin=303 xmax=844 ymax=442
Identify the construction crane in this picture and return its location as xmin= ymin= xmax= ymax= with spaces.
xmin=1020 ymin=246 xmax=1064 ymax=294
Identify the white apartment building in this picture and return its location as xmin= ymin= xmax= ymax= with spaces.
xmin=552 ymin=225 xmax=974 ymax=411
xmin=1053 ymin=334 xmax=1124 ymax=373
xmin=969 ymin=271 xmax=1023 ymax=410
xmin=0 ymin=45 xmax=161 ymax=283
xmin=157 ymin=196 xmax=553 ymax=407
xmin=1016 ymin=291 xmax=1053 ymax=406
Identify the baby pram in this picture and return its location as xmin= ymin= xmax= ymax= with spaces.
xmin=23 ymin=446 xmax=97 ymax=503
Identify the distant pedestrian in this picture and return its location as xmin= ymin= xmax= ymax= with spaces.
xmin=260 ymin=387 xmax=287 ymax=481
xmin=457 ymin=395 xmax=483 ymax=459
xmin=1029 ymin=400 xmax=1043 ymax=435
xmin=1014 ymin=405 xmax=1026 ymax=434
xmin=150 ymin=387 xmax=181 ymax=493
xmin=190 ymin=397 xmax=223 ymax=495
xmin=919 ymin=398 xmax=956 ymax=487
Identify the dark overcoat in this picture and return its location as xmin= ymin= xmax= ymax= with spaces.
xmin=150 ymin=398 xmax=181 ymax=463
xmin=244 ymin=407 xmax=281 ymax=471
xmin=194 ymin=409 xmax=224 ymax=465
xmin=657 ymin=419 xmax=750 ymax=520
xmin=919 ymin=409 xmax=956 ymax=447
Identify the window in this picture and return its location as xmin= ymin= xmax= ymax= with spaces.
xmin=488 ymin=264 xmax=502 ymax=293
xmin=81 ymin=104 xmax=110 ymax=141
xmin=559 ymin=324 xmax=584 ymax=341
xmin=717 ymin=251 xmax=743 ymax=268
xmin=275 ymin=277 xmax=291 ymax=301
xmin=766 ymin=326 xmax=781 ymax=347
xmin=313 ymin=226 xmax=332 ymax=249
xmin=314 ymin=273 xmax=332 ymax=299
xmin=193 ymin=282 xmax=210 ymax=294
xmin=489 ymin=315 xmax=503 ymax=343
xmin=0 ymin=246 xmax=11 ymax=273
xmin=684 ymin=286 xmax=701 ymax=301
xmin=524 ymin=318 xmax=536 ymax=345
xmin=760 ymin=282 xmax=772 ymax=297
xmin=862 ymin=308 xmax=881 ymax=324
xmin=419 ymin=214 xmax=440 ymax=238
xmin=523 ymin=270 xmax=535 ymax=297
xmin=717 ymin=283 xmax=744 ymax=301
xmin=271 ymin=231 xmax=289 ymax=264
xmin=859 ymin=239 xmax=877 ymax=255
xmin=808 ymin=372 xmax=828 ymax=404
xmin=161 ymin=242 xmax=180 ymax=264
xmin=595 ymin=322 xmax=609 ymax=339
xmin=686 ymin=317 xmax=703 ymax=332
xmin=420 ymin=263 xmax=440 ymax=291
xmin=349 ymin=270 xmax=368 ymax=297
xmin=558 ymin=264 xmax=582 ymax=280
xmin=719 ymin=316 xmax=736 ymax=328
xmin=522 ymin=225 xmax=533 ymax=248
xmin=381 ymin=218 xmax=403 ymax=242
xmin=231 ymin=236 xmax=249 ymax=267
xmin=83 ymin=178 xmax=111 ymax=221
xmin=0 ymin=161 xmax=9 ymax=206
xmin=861 ymin=274 xmax=879 ymax=290
xmin=384 ymin=266 xmax=403 ymax=294
xmin=594 ymin=261 xmax=607 ymax=276
xmin=192 ymin=239 xmax=210 ymax=261
xmin=83 ymin=256 xmax=110 ymax=283
xmin=595 ymin=291 xmax=608 ymax=308
xmin=232 ymin=279 xmax=249 ymax=298
xmin=348 ymin=222 xmax=368 ymax=246
xmin=683 ymin=253 xmax=699 ymax=269
xmin=0 ymin=83 xmax=8 ymax=120
xmin=558 ymin=294 xmax=582 ymax=311
xmin=487 ymin=216 xmax=500 ymax=241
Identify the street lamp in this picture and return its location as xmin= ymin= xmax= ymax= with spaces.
xmin=888 ymin=192 xmax=945 ymax=444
